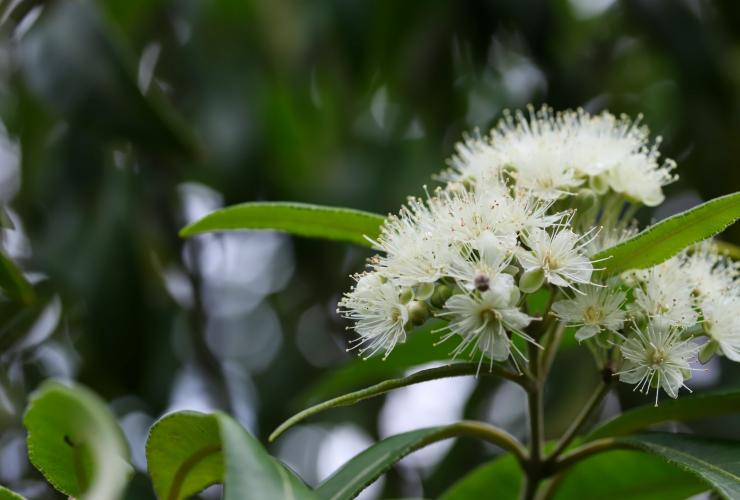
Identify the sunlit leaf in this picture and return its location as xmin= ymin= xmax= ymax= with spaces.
xmin=179 ymin=202 xmax=385 ymax=247
xmin=619 ymin=433 xmax=740 ymax=500
xmin=146 ymin=411 xmax=316 ymax=500
xmin=23 ymin=381 xmax=132 ymax=499
xmin=594 ymin=192 xmax=740 ymax=275
xmin=588 ymin=389 xmax=740 ymax=441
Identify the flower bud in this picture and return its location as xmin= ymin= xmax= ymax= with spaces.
xmin=407 ymin=300 xmax=430 ymax=326
xmin=588 ymin=174 xmax=609 ymax=195
xmin=431 ymin=284 xmax=453 ymax=308
xmin=399 ymin=287 xmax=414 ymax=304
xmin=415 ymin=282 xmax=435 ymax=300
xmin=519 ymin=267 xmax=545 ymax=293
xmin=698 ymin=340 xmax=718 ymax=365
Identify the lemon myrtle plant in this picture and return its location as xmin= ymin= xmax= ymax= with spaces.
xmin=7 ymin=107 xmax=740 ymax=500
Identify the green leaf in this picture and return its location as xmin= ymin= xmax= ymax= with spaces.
xmin=146 ymin=410 xmax=316 ymax=500
xmin=23 ymin=381 xmax=132 ymax=499
xmin=439 ymin=454 xmax=522 ymax=500
xmin=179 ymin=201 xmax=385 ymax=247
xmin=551 ymin=449 xmax=704 ymax=500
xmin=271 ymin=363 xmax=521 ymax=442
xmin=315 ymin=423 xmax=525 ymax=500
xmin=0 ymin=249 xmax=34 ymax=305
xmin=300 ymin=321 xmax=455 ymax=403
xmin=588 ymin=388 xmax=740 ymax=441
xmin=619 ymin=433 xmax=740 ymax=500
xmin=594 ymin=192 xmax=740 ymax=275
xmin=0 ymin=486 xmax=26 ymax=500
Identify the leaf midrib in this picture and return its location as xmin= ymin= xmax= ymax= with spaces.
xmin=167 ymin=443 xmax=222 ymax=500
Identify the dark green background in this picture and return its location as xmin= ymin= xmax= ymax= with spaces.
xmin=1 ymin=0 xmax=739 ymax=498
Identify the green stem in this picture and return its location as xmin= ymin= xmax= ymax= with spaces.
xmin=269 ymin=363 xmax=525 ymax=442
xmin=545 ymin=380 xmax=612 ymax=463
xmin=522 ymin=342 xmax=545 ymax=500
xmin=552 ymin=438 xmax=627 ymax=473
xmin=434 ymin=421 xmax=529 ymax=466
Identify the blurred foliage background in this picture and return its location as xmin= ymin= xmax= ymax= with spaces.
xmin=1 ymin=0 xmax=740 ymax=498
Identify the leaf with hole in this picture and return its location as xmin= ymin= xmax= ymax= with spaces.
xmin=180 ymin=201 xmax=385 ymax=247
xmin=594 ymin=192 xmax=740 ymax=275
xmin=146 ymin=410 xmax=316 ymax=500
xmin=23 ymin=381 xmax=132 ymax=500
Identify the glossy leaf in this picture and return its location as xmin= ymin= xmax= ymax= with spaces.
xmin=440 ymin=454 xmax=521 ymax=500
xmin=315 ymin=423 xmax=525 ymax=500
xmin=146 ymin=411 xmax=315 ymax=500
xmin=180 ymin=202 xmax=385 ymax=247
xmin=594 ymin=192 xmax=740 ymax=275
xmin=271 ymin=363 xmax=522 ymax=442
xmin=23 ymin=381 xmax=132 ymax=499
xmin=588 ymin=389 xmax=740 ymax=440
xmin=620 ymin=433 xmax=740 ymax=500
xmin=0 ymin=486 xmax=25 ymax=500
xmin=551 ymin=449 xmax=704 ymax=499
xmin=0 ymin=249 xmax=33 ymax=305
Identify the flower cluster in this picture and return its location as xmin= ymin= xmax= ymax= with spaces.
xmin=338 ymin=105 xmax=740 ymax=403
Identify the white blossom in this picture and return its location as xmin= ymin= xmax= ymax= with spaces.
xmin=618 ymin=323 xmax=700 ymax=404
xmin=701 ymin=295 xmax=740 ymax=362
xmin=552 ymin=285 xmax=626 ymax=341
xmin=632 ymin=259 xmax=698 ymax=329
xmin=437 ymin=286 xmax=535 ymax=369
xmin=518 ymin=226 xmax=595 ymax=290
xmin=338 ymin=274 xmax=409 ymax=359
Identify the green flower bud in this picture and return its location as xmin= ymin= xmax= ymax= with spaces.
xmin=698 ymin=340 xmax=718 ymax=365
xmin=519 ymin=267 xmax=545 ymax=293
xmin=407 ymin=300 xmax=430 ymax=326
xmin=399 ymin=288 xmax=414 ymax=304
xmin=431 ymin=284 xmax=453 ymax=308
xmin=588 ymin=174 xmax=609 ymax=195
xmin=415 ymin=282 xmax=435 ymax=301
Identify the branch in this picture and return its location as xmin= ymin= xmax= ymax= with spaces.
xmin=545 ymin=380 xmax=613 ymax=463
xmin=551 ymin=438 xmax=629 ymax=473
xmin=269 ymin=362 xmax=525 ymax=442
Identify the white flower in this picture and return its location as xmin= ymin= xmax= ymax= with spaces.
xmin=632 ymin=259 xmax=698 ymax=329
xmin=618 ymin=323 xmax=700 ymax=404
xmin=606 ymin=153 xmax=675 ymax=207
xmin=701 ymin=296 xmax=740 ymax=362
xmin=437 ymin=286 xmax=535 ymax=369
xmin=441 ymin=106 xmax=675 ymax=205
xmin=518 ymin=226 xmax=595 ymax=290
xmin=552 ymin=285 xmax=626 ymax=341
xmin=338 ymin=274 xmax=409 ymax=359
xmin=371 ymin=197 xmax=453 ymax=286
xmin=446 ymin=232 xmax=514 ymax=292
xmin=681 ymin=242 xmax=739 ymax=300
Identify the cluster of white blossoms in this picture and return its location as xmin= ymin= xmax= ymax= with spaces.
xmin=338 ymin=105 xmax=740 ymax=403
